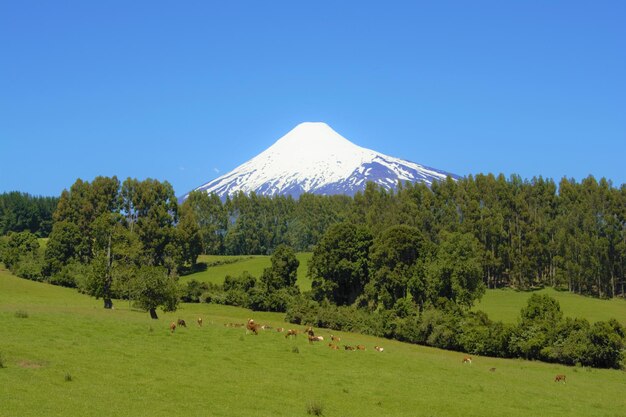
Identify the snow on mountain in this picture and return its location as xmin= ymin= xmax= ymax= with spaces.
xmin=182 ymin=122 xmax=458 ymax=200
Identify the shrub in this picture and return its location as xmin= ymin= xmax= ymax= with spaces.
xmin=64 ymin=372 xmax=73 ymax=382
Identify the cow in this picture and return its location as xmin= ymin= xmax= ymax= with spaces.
xmin=305 ymin=326 xmax=315 ymax=337
xmin=177 ymin=319 xmax=187 ymax=328
xmin=276 ymin=327 xmax=285 ymax=333
xmin=246 ymin=319 xmax=260 ymax=335
xmin=344 ymin=345 xmax=355 ymax=351
xmin=330 ymin=335 xmax=341 ymax=342
xmin=308 ymin=335 xmax=324 ymax=344
xmin=197 ymin=317 xmax=203 ymax=327
xmin=462 ymin=356 xmax=472 ymax=364
xmin=356 ymin=344 xmax=366 ymax=351
xmin=555 ymin=374 xmax=566 ymax=383
xmin=285 ymin=329 xmax=298 ymax=338
xmin=169 ymin=322 xmax=176 ymax=333
xmin=328 ymin=343 xmax=339 ymax=350
xmin=374 ymin=346 xmax=384 ymax=352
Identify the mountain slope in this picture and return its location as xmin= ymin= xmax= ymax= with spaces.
xmin=183 ymin=122 xmax=457 ymax=200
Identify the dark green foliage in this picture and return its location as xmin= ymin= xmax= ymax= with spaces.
xmin=1 ymin=231 xmax=39 ymax=271
xmin=309 ymin=223 xmax=373 ymax=305
xmin=0 ymin=231 xmax=44 ymax=281
xmin=0 ymin=192 xmax=58 ymax=237
xmin=260 ymin=244 xmax=299 ymax=292
xmin=427 ymin=231 xmax=485 ymax=308
xmin=368 ymin=225 xmax=429 ymax=309
xmin=132 ymin=266 xmax=179 ymax=319
xmin=285 ymin=294 xmax=625 ymax=368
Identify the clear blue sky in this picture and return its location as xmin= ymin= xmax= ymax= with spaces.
xmin=1 ymin=1 xmax=625 ymax=197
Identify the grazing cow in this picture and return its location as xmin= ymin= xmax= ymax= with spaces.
xmin=328 ymin=343 xmax=339 ymax=350
xmin=246 ymin=319 xmax=260 ymax=335
xmin=344 ymin=345 xmax=355 ymax=351
xmin=285 ymin=329 xmax=298 ymax=338
xmin=197 ymin=317 xmax=203 ymax=327
xmin=331 ymin=335 xmax=341 ymax=342
xmin=169 ymin=322 xmax=176 ymax=333
xmin=177 ymin=319 xmax=187 ymax=327
xmin=356 ymin=344 xmax=366 ymax=351
xmin=462 ymin=356 xmax=472 ymax=364
xmin=374 ymin=346 xmax=384 ymax=352
xmin=555 ymin=374 xmax=566 ymax=383
xmin=276 ymin=327 xmax=285 ymax=333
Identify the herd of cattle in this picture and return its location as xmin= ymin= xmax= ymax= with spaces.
xmin=168 ymin=317 xmax=566 ymax=383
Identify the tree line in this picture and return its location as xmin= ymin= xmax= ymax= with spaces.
xmin=0 ymin=192 xmax=58 ymax=237
xmin=185 ymin=174 xmax=626 ymax=298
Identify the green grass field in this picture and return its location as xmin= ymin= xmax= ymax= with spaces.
xmin=181 ymin=253 xmax=313 ymax=290
xmin=1 ymin=268 xmax=625 ymax=417
xmin=474 ymin=287 xmax=626 ymax=326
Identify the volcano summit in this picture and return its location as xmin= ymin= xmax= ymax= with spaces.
xmin=183 ymin=122 xmax=457 ymax=200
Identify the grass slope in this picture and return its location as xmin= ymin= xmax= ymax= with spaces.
xmin=181 ymin=253 xmax=313 ymax=290
xmin=1 ymin=268 xmax=625 ymax=417
xmin=475 ymin=288 xmax=626 ymax=326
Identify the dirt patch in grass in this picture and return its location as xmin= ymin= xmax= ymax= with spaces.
xmin=18 ymin=360 xmax=46 ymax=369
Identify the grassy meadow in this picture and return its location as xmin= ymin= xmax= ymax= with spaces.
xmin=181 ymin=253 xmax=313 ymax=290
xmin=474 ymin=287 xmax=626 ymax=326
xmin=1 ymin=268 xmax=625 ymax=417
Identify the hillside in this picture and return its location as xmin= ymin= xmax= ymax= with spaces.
xmin=1 ymin=269 xmax=625 ymax=417
xmin=182 ymin=254 xmax=626 ymax=326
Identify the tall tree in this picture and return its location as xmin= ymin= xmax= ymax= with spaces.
xmin=309 ymin=223 xmax=373 ymax=305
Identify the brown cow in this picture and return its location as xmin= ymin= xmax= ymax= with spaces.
xmin=344 ymin=345 xmax=355 ymax=351
xmin=555 ymin=374 xmax=566 ymax=383
xmin=177 ymin=319 xmax=187 ymax=327
xmin=305 ymin=326 xmax=315 ymax=337
xmin=374 ymin=345 xmax=384 ymax=352
xmin=169 ymin=322 xmax=176 ymax=333
xmin=197 ymin=317 xmax=203 ymax=327
xmin=276 ymin=327 xmax=285 ymax=333
xmin=328 ymin=343 xmax=339 ymax=350
xmin=285 ymin=329 xmax=298 ymax=338
xmin=246 ymin=319 xmax=260 ymax=335
xmin=308 ymin=335 xmax=324 ymax=344
xmin=330 ymin=335 xmax=341 ymax=342
xmin=356 ymin=344 xmax=366 ymax=351
xmin=462 ymin=356 xmax=472 ymax=364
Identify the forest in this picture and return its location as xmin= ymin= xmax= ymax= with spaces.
xmin=1 ymin=174 xmax=625 ymax=368
xmin=184 ymin=173 xmax=626 ymax=298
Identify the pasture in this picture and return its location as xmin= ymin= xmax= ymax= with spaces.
xmin=474 ymin=287 xmax=626 ymax=326
xmin=1 ymin=269 xmax=625 ymax=417
xmin=180 ymin=253 xmax=313 ymax=290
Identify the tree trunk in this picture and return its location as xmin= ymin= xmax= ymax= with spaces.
xmin=104 ymin=298 xmax=113 ymax=309
xmin=149 ymin=308 xmax=159 ymax=319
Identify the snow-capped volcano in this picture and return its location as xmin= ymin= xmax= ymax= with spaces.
xmin=183 ymin=122 xmax=457 ymax=200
